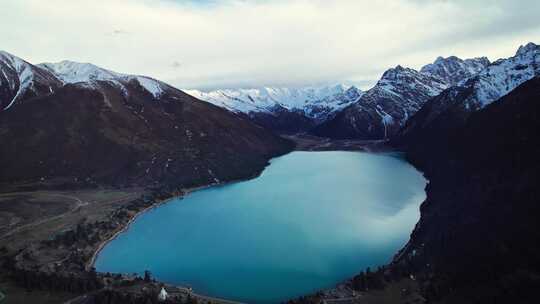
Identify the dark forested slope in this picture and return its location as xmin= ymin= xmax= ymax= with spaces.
xmin=393 ymin=77 xmax=540 ymax=303
xmin=0 ymin=81 xmax=293 ymax=190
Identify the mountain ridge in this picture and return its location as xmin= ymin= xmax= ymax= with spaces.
xmin=186 ymin=53 xmax=491 ymax=138
xmin=185 ymin=85 xmax=364 ymax=133
xmin=392 ymin=76 xmax=540 ymax=303
xmin=0 ymin=50 xmax=63 ymax=110
xmin=398 ymin=42 xmax=540 ymax=151
xmin=311 ymin=54 xmax=491 ymax=139
xmin=0 ymin=51 xmax=181 ymax=112
xmin=0 ymin=51 xmax=293 ymax=189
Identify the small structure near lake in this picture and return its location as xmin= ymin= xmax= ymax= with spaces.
xmin=158 ymin=287 xmax=168 ymax=301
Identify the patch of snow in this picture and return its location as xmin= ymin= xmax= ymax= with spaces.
xmin=466 ymin=42 xmax=539 ymax=108
xmin=136 ymin=76 xmax=164 ymax=98
xmin=38 ymin=60 xmax=124 ymax=84
xmin=38 ymin=60 xmax=167 ymax=99
xmin=375 ymin=106 xmax=394 ymax=138
xmin=0 ymin=51 xmax=35 ymax=110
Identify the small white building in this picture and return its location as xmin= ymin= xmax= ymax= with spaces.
xmin=158 ymin=287 xmax=168 ymax=301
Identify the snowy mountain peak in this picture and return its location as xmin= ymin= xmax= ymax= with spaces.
xmin=380 ymin=65 xmax=419 ymax=82
xmin=186 ymin=84 xmax=363 ymax=121
xmin=377 ymin=65 xmax=449 ymax=97
xmin=434 ymin=56 xmax=446 ymax=63
xmin=38 ymin=61 xmax=124 ymax=84
xmin=0 ymin=50 xmax=19 ymax=62
xmin=516 ymin=42 xmax=539 ymax=56
xmin=312 ymin=53 xmax=492 ymax=139
xmin=1 ymin=53 xmax=178 ymax=112
xmin=344 ymin=86 xmax=362 ymax=100
xmin=38 ymin=60 xmax=167 ymax=98
xmin=466 ymin=56 xmax=490 ymax=67
xmin=0 ymin=51 xmax=62 ymax=110
xmin=0 ymin=51 xmax=34 ymax=75
xmin=466 ymin=42 xmax=539 ymax=108
xmin=401 ymin=42 xmax=540 ymax=149
xmin=420 ymin=55 xmax=490 ymax=86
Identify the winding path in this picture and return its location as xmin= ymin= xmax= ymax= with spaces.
xmin=0 ymin=192 xmax=137 ymax=240
xmin=0 ymin=192 xmax=86 ymax=240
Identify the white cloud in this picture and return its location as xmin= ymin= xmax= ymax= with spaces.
xmin=2 ymin=0 xmax=539 ymax=90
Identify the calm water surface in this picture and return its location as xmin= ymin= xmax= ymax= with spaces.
xmin=95 ymin=151 xmax=427 ymax=303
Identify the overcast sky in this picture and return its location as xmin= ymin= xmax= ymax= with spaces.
xmin=2 ymin=0 xmax=539 ymax=90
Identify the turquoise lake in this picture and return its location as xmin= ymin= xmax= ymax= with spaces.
xmin=95 ymin=151 xmax=427 ymax=303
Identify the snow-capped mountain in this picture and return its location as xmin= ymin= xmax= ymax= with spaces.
xmin=400 ymin=42 xmax=539 ymax=145
xmin=38 ymin=60 xmax=124 ymax=84
xmin=0 ymin=51 xmax=62 ymax=110
xmin=0 ymin=51 xmax=292 ymax=187
xmin=186 ymin=85 xmax=362 ymax=120
xmin=467 ymin=42 xmax=539 ymax=108
xmin=38 ymin=60 xmax=171 ymax=99
xmin=420 ymin=56 xmax=490 ymax=86
xmin=312 ymin=54 xmax=491 ymax=139
xmin=1 ymin=51 xmax=177 ymax=112
xmin=186 ymin=85 xmax=364 ymax=133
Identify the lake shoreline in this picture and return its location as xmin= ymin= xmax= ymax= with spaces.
xmin=93 ymin=148 xmax=425 ymax=304
xmin=88 ymin=170 xmax=272 ymax=272
xmin=89 ymin=136 xmax=396 ymax=272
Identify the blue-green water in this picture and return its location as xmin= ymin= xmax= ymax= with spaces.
xmin=95 ymin=151 xmax=427 ymax=303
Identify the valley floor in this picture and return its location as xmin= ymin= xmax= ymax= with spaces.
xmin=0 ymin=184 xmax=143 ymax=303
xmin=0 ymin=186 xmax=143 ymax=253
xmin=285 ymin=134 xmax=393 ymax=152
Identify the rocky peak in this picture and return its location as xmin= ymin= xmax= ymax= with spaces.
xmin=420 ymin=55 xmax=490 ymax=86
xmin=400 ymin=42 xmax=540 ymax=150
xmin=466 ymin=42 xmax=539 ymax=108
xmin=344 ymin=86 xmax=362 ymax=100
xmin=516 ymin=42 xmax=539 ymax=56
xmin=38 ymin=60 xmax=124 ymax=84
xmin=187 ymin=84 xmax=362 ymax=120
xmin=465 ymin=56 xmax=490 ymax=67
xmin=380 ymin=65 xmax=418 ymax=82
xmin=0 ymin=51 xmax=62 ymax=111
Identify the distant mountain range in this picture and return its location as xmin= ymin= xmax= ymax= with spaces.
xmin=189 ymin=44 xmax=539 ymax=142
xmin=307 ymin=55 xmax=492 ymax=139
xmin=189 ymin=55 xmax=492 ymax=137
xmin=1 ymin=42 xmax=538 ymax=189
xmin=0 ymin=51 xmax=292 ymax=188
xmin=186 ymin=85 xmax=364 ymax=133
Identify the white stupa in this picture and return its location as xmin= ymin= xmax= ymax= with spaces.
xmin=158 ymin=287 xmax=168 ymax=301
